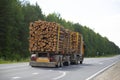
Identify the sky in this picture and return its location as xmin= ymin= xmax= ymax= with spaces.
xmin=26 ymin=0 xmax=120 ymax=47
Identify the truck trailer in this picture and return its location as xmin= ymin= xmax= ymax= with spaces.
xmin=29 ymin=20 xmax=85 ymax=67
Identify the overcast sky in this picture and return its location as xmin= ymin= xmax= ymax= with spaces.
xmin=27 ymin=0 xmax=120 ymax=47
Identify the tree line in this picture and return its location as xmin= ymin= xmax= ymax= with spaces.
xmin=0 ymin=0 xmax=120 ymax=61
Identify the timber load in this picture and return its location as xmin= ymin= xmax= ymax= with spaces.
xmin=29 ymin=20 xmax=82 ymax=54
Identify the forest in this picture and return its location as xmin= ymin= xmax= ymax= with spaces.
xmin=0 ymin=0 xmax=120 ymax=61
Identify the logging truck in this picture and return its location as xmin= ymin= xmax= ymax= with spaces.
xmin=29 ymin=20 xmax=85 ymax=67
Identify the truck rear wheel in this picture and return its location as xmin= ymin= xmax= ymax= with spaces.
xmin=80 ymin=55 xmax=84 ymax=64
xmin=80 ymin=60 xmax=83 ymax=64
xmin=64 ymin=61 xmax=70 ymax=66
xmin=56 ymin=62 xmax=60 ymax=68
xmin=60 ymin=62 xmax=63 ymax=67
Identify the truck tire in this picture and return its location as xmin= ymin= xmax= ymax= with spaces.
xmin=60 ymin=62 xmax=63 ymax=67
xmin=80 ymin=55 xmax=84 ymax=64
xmin=31 ymin=65 xmax=35 ymax=67
xmin=64 ymin=61 xmax=70 ymax=66
xmin=80 ymin=60 xmax=83 ymax=64
xmin=56 ymin=62 xmax=60 ymax=68
xmin=67 ymin=61 xmax=70 ymax=66
xmin=70 ymin=62 xmax=73 ymax=65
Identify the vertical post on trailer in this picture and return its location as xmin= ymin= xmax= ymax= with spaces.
xmin=57 ymin=26 xmax=60 ymax=54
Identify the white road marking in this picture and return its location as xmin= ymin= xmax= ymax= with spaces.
xmin=99 ymin=62 xmax=103 ymax=64
xmin=12 ymin=76 xmax=21 ymax=79
xmin=53 ymin=71 xmax=66 ymax=80
xmin=86 ymin=61 xmax=118 ymax=80
xmin=49 ymin=70 xmax=53 ymax=71
xmin=32 ymin=72 xmax=39 ymax=75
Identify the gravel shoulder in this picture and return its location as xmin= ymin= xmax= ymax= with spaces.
xmin=92 ymin=61 xmax=120 ymax=80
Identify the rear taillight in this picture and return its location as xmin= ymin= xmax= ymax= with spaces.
xmin=31 ymin=54 xmax=37 ymax=61
xmin=49 ymin=57 xmax=55 ymax=62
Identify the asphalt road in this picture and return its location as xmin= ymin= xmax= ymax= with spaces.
xmin=0 ymin=55 xmax=120 ymax=80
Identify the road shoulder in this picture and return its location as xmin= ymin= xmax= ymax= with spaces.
xmin=92 ymin=61 xmax=120 ymax=80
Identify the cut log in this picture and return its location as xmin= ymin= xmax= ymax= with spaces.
xmin=29 ymin=20 xmax=82 ymax=54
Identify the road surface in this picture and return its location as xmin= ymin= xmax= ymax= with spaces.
xmin=0 ymin=55 xmax=120 ymax=80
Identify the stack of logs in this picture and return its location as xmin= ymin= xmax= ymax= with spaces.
xmin=29 ymin=20 xmax=82 ymax=54
xmin=70 ymin=32 xmax=81 ymax=53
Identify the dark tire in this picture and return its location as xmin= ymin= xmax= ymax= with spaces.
xmin=70 ymin=61 xmax=76 ymax=65
xmin=66 ymin=61 xmax=70 ymax=66
xmin=80 ymin=55 xmax=84 ymax=64
xmin=63 ymin=62 xmax=70 ymax=66
xmin=80 ymin=60 xmax=83 ymax=64
xmin=70 ymin=62 xmax=74 ymax=65
xmin=60 ymin=62 xmax=63 ymax=67
xmin=56 ymin=62 xmax=60 ymax=68
xmin=56 ymin=65 xmax=59 ymax=68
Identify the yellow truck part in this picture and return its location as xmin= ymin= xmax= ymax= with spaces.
xmin=36 ymin=58 xmax=50 ymax=62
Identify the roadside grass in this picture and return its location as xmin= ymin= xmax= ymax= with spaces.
xmin=85 ymin=54 xmax=119 ymax=58
xmin=0 ymin=58 xmax=30 ymax=64
xmin=0 ymin=54 xmax=119 ymax=64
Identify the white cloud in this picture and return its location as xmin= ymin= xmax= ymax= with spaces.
xmin=27 ymin=0 xmax=120 ymax=47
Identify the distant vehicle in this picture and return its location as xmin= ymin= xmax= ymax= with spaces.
xmin=29 ymin=20 xmax=85 ymax=67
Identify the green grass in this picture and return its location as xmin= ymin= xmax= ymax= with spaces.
xmin=85 ymin=54 xmax=119 ymax=58
xmin=0 ymin=58 xmax=30 ymax=64
xmin=0 ymin=54 xmax=119 ymax=64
